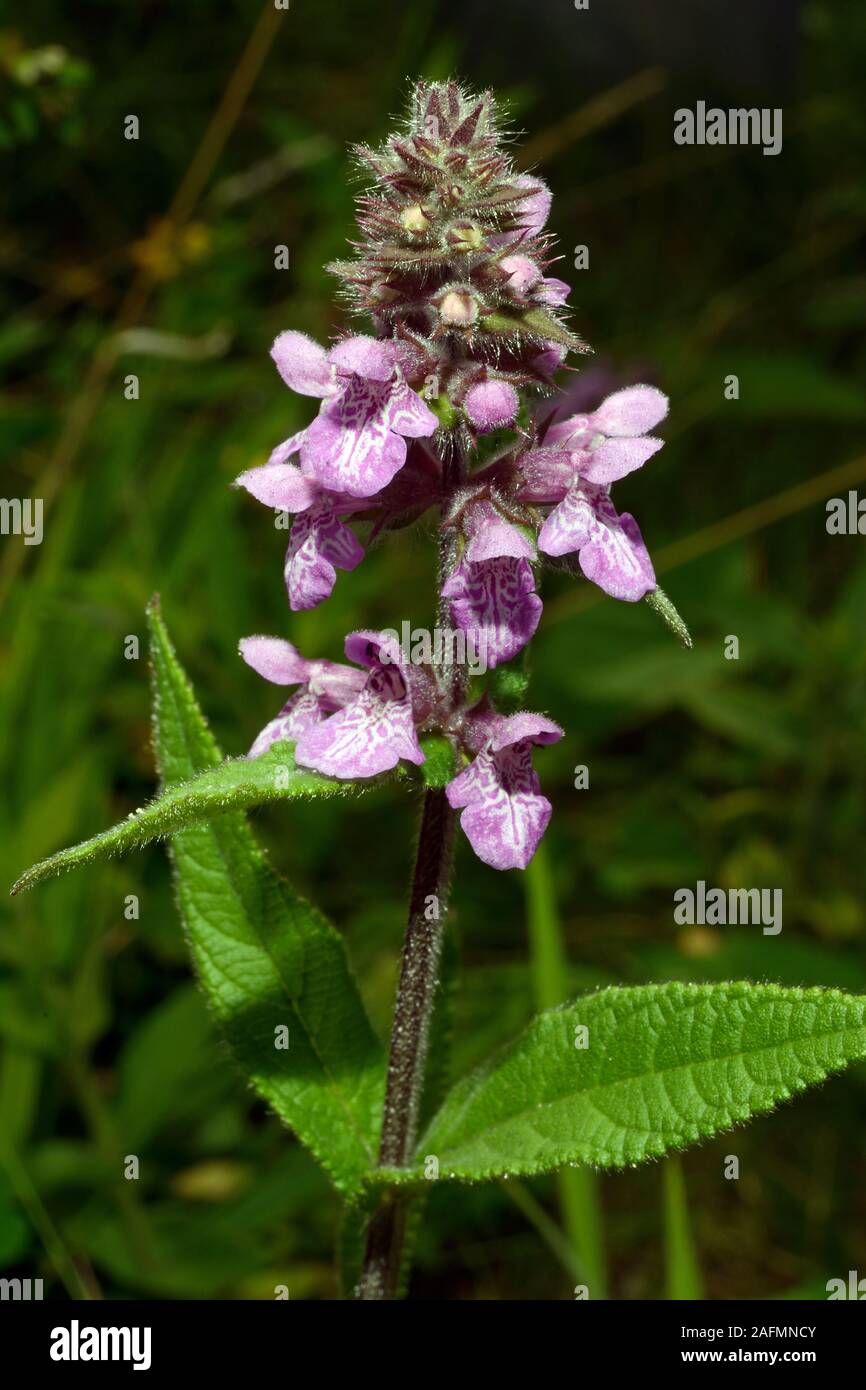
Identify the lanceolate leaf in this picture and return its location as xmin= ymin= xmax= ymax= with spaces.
xmin=11 ymin=742 xmax=372 ymax=896
xmin=387 ymin=982 xmax=866 ymax=1182
xmin=480 ymin=309 xmax=587 ymax=354
xmin=645 ymin=586 xmax=693 ymax=650
xmin=148 ymin=597 xmax=385 ymax=1197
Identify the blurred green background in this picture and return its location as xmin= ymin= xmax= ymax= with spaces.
xmin=2 ymin=0 xmax=865 ymax=1300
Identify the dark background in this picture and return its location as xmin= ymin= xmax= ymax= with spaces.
xmin=2 ymin=0 xmax=865 ymax=1299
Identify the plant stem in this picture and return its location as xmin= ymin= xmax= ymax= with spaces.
xmin=356 ymin=785 xmax=457 ymax=1299
xmin=357 ymin=462 xmax=465 ymax=1302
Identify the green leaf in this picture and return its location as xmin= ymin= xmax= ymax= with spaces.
xmin=521 ymin=307 xmax=589 ymax=353
xmin=479 ymin=308 xmax=587 ymax=353
xmin=426 ymin=394 xmax=459 ymax=430
xmin=645 ymin=586 xmax=693 ymax=649
xmin=148 ymin=596 xmax=385 ymax=1197
xmin=418 ymin=735 xmax=456 ymax=788
xmin=11 ymin=742 xmax=371 ymax=895
xmin=390 ymin=982 xmax=866 ymax=1182
xmin=491 ymin=665 xmax=531 ymax=713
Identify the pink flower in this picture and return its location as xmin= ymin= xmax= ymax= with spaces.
xmin=442 ymin=500 xmax=542 ymax=669
xmin=499 ymin=253 xmax=541 ymax=296
xmin=239 ymin=637 xmax=365 ymax=757
xmin=538 ymin=482 xmax=656 ymax=601
xmin=446 ymin=709 xmax=563 ymax=870
xmin=513 ymin=176 xmax=552 ymax=238
xmin=293 ymin=631 xmax=436 ymax=780
xmin=489 ymin=175 xmax=552 ymax=248
xmin=532 ymin=343 xmax=567 ymax=377
xmin=269 ymin=330 xmax=438 ymax=500
xmin=536 ymin=277 xmax=571 ymax=306
xmin=235 ymin=456 xmax=365 ymax=612
xmin=541 ymin=384 xmax=668 ymax=485
xmin=499 ymin=254 xmax=571 ymax=308
xmin=520 ymin=385 xmax=668 ymax=602
xmin=464 ymin=380 xmax=520 ymax=433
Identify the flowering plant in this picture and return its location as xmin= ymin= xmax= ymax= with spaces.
xmin=235 ymin=81 xmax=669 ymax=873
xmin=14 ymin=81 xmax=866 ymax=1301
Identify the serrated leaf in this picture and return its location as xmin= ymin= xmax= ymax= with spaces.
xmin=148 ymin=597 xmax=385 ymax=1197
xmin=11 ymin=742 xmax=371 ymax=895
xmin=388 ymin=982 xmax=866 ymax=1182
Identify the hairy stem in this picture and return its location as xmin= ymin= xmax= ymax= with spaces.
xmin=356 ymin=786 xmax=457 ymax=1299
xmin=356 ymin=509 xmax=464 ymax=1301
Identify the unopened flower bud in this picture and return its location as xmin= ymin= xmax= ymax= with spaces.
xmin=371 ymin=281 xmax=402 ymax=305
xmin=500 ymin=254 xmax=542 ymax=296
xmin=401 ymin=204 xmax=431 ymax=235
xmin=438 ymin=288 xmax=478 ymax=327
xmin=447 ymin=221 xmax=484 ymax=252
xmin=464 ymin=380 xmax=519 ymax=432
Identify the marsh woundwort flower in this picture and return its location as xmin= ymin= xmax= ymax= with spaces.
xmin=446 ymin=704 xmax=564 ymax=870
xmin=237 ymin=80 xmax=670 ymax=870
xmin=440 ymin=496 xmax=542 ymax=669
xmin=518 ymin=383 xmax=667 ymax=600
